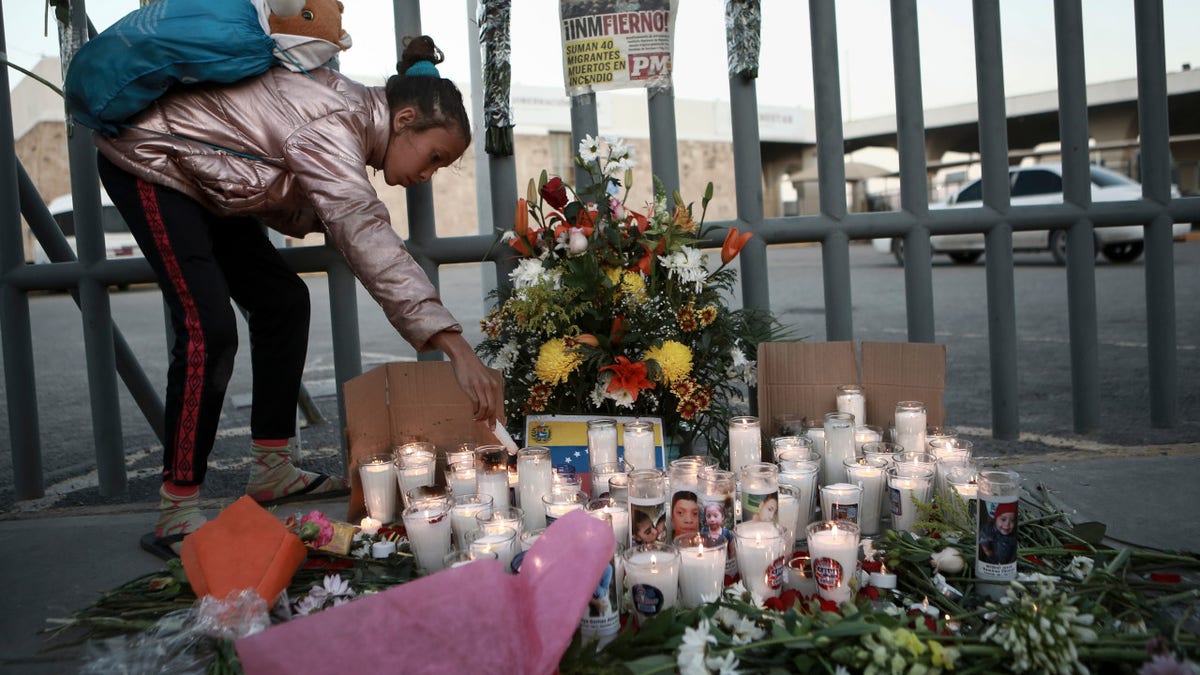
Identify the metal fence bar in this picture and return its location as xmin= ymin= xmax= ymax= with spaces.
xmin=647 ymin=87 xmax=680 ymax=199
xmin=1133 ymin=0 xmax=1178 ymax=428
xmin=65 ymin=0 xmax=125 ymax=496
xmin=972 ymin=0 xmax=1020 ymax=440
xmin=1054 ymin=0 xmax=1101 ymax=433
xmin=808 ymin=0 xmax=852 ymax=342
xmin=571 ymin=93 xmax=600 ymax=191
xmin=0 ymin=3 xmax=43 ymax=500
xmin=728 ymin=71 xmax=771 ymax=315
xmin=889 ymin=0 xmax=935 ymax=344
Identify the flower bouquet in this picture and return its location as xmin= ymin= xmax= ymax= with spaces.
xmin=478 ymin=135 xmax=784 ymax=461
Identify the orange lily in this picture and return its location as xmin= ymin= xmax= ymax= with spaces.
xmin=721 ymin=226 xmax=753 ymax=264
xmin=599 ymin=356 xmax=654 ymax=402
xmin=610 ymin=315 xmax=627 ymax=344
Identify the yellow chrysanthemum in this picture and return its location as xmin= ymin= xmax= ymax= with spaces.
xmin=604 ymin=266 xmax=647 ymax=301
xmin=645 ymin=340 xmax=693 ymax=384
xmin=534 ymin=338 xmax=582 ymax=385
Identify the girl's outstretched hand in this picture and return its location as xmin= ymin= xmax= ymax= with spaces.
xmin=430 ymin=330 xmax=504 ymax=427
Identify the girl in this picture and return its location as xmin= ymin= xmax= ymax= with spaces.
xmin=94 ymin=36 xmax=503 ymax=559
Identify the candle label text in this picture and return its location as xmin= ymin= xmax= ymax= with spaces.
xmin=766 ymin=555 xmax=786 ymax=590
xmin=813 ymin=556 xmax=844 ymax=591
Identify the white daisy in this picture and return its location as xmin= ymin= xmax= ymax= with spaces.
xmin=578 ymin=134 xmax=600 ymax=162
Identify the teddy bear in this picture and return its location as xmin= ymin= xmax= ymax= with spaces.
xmin=255 ymin=0 xmax=353 ymax=72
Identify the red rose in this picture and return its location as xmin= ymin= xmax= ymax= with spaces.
xmin=540 ymin=176 xmax=569 ymax=210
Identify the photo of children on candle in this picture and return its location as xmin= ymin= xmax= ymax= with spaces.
xmin=670 ymin=491 xmax=700 ymax=538
xmin=978 ymin=500 xmax=1019 ymax=565
xmin=743 ymin=490 xmax=780 ymax=524
xmin=632 ymin=504 xmax=666 ymax=544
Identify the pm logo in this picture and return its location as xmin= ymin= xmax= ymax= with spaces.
xmin=628 ymin=53 xmax=670 ymax=80
xmin=531 ymin=424 xmax=551 ymax=444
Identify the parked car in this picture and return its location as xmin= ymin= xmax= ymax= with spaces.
xmin=33 ymin=190 xmax=143 ymax=265
xmin=872 ymin=164 xmax=1190 ymax=265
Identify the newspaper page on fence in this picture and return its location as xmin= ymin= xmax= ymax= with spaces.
xmin=559 ymin=0 xmax=678 ymax=96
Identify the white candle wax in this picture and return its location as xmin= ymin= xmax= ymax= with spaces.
xmin=625 ymin=551 xmax=679 ymax=620
xmin=359 ymin=462 xmax=397 ymax=522
xmin=543 ymin=496 xmax=586 ymax=525
xmin=778 ymin=468 xmax=820 ymax=542
xmin=396 ymin=463 xmax=434 ymax=508
xmin=591 ymin=466 xmax=624 ymax=499
xmin=359 ymin=516 xmax=382 ymax=536
xmin=370 ymin=540 xmax=396 ymax=559
xmin=477 ymin=470 xmax=511 ymax=511
xmin=869 ymin=570 xmax=898 ymax=589
xmin=804 ymin=428 xmax=827 ymax=482
xmin=450 ymin=503 xmax=492 ymax=551
xmin=786 ymin=555 xmax=817 ymax=596
xmin=491 ymin=423 xmax=520 ymax=453
xmin=894 ymin=408 xmax=926 ymax=456
xmin=606 ymin=506 xmax=630 ymax=546
xmin=469 ymin=532 xmax=516 ymax=571
xmin=845 ymin=466 xmax=885 ymax=536
xmin=623 ymin=428 xmax=656 ymax=470
xmin=823 ymin=419 xmax=856 ymax=485
xmin=807 ymin=527 xmax=859 ymax=604
xmin=888 ymin=477 xmax=930 ymax=533
xmin=854 ymin=426 xmax=882 ymax=455
xmin=677 ymin=543 xmax=726 ymax=608
xmin=836 ymin=390 xmax=866 ymax=427
xmin=728 ymin=421 xmax=761 ymax=476
xmin=820 ymin=483 xmax=861 ymax=523
xmin=402 ymin=508 xmax=452 ymax=573
xmin=776 ymin=490 xmax=800 ymax=545
xmin=447 ymin=466 xmax=477 ymax=498
xmin=588 ymin=425 xmax=619 ymax=467
xmin=734 ymin=521 xmax=786 ymax=600
xmin=518 ymin=457 xmax=553 ymax=531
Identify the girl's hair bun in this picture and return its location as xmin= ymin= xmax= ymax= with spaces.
xmin=397 ymin=35 xmax=445 ymax=76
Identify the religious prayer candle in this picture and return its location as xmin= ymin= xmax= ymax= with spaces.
xmin=698 ymin=467 xmax=738 ymax=576
xmin=444 ymin=443 xmax=477 ymax=478
xmin=786 ymin=552 xmax=817 ymax=596
xmin=542 ymin=490 xmax=589 ymax=526
xmin=739 ymin=462 xmax=780 ymax=526
xmin=820 ymin=482 xmax=862 ymax=524
xmin=734 ymin=521 xmax=788 ymax=600
xmin=976 ymin=469 xmax=1022 ymax=600
xmin=776 ymin=484 xmax=801 ymax=545
xmin=862 ymin=441 xmax=904 ymax=467
xmin=590 ymin=461 xmax=628 ymax=500
xmin=887 ymin=465 xmax=935 ymax=533
xmin=518 ymin=446 xmax=553 ymax=530
xmin=587 ymin=497 xmax=631 ymax=548
xmin=622 ymin=421 xmax=656 ymax=470
xmin=893 ymin=401 xmax=927 ymax=457
xmin=393 ymin=449 xmax=435 ymax=509
xmin=728 ymin=416 xmax=762 ymax=477
xmin=587 ymin=418 xmax=620 ymax=467
xmin=806 ymin=520 xmax=861 ymax=605
xmin=854 ymin=425 xmax=883 ymax=456
xmin=402 ymin=502 xmax=452 ymax=573
xmin=445 ymin=461 xmax=478 ymax=498
xmin=843 ymin=456 xmax=889 ymax=536
xmin=622 ymin=542 xmax=680 ymax=627
xmin=776 ymin=458 xmax=820 ymax=544
xmin=835 ymin=384 xmax=866 ymax=427
xmin=358 ymin=453 xmax=398 ymax=523
xmin=628 ymin=469 xmax=667 ymax=547
xmin=673 ymin=533 xmax=726 ymax=608
xmin=822 ymin=412 xmax=856 ymax=485
xmin=475 ymin=444 xmax=511 ymax=511
xmin=667 ymin=456 xmax=715 ymax=540
xmin=467 ymin=526 xmax=517 ymax=572
xmin=771 ymin=435 xmax=814 ymax=461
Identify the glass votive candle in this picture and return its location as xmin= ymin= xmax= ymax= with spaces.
xmin=894 ymin=451 xmax=938 ymax=471
xmin=734 ymin=521 xmax=788 ymax=600
xmin=862 ymin=441 xmax=904 ymax=465
xmin=924 ymin=426 xmax=958 ymax=453
xmin=697 ymin=467 xmax=738 ymax=576
xmin=835 ymin=384 xmax=866 ymax=427
xmin=393 ymin=440 xmax=436 ymax=459
xmin=929 ymin=437 xmax=973 ymax=459
xmin=466 ymin=525 xmax=518 ymax=572
xmin=402 ymin=501 xmax=452 ymax=574
xmin=444 ymin=443 xmax=477 ymax=477
xmin=887 ymin=464 xmax=936 ymax=533
xmin=942 ymin=464 xmax=979 ymax=526
xmin=822 ymin=412 xmax=857 ymax=485
xmin=551 ymin=465 xmax=583 ymax=496
xmin=475 ymin=444 xmax=512 ymax=511
xmin=776 ymin=483 xmax=801 ymax=546
xmin=673 ymin=532 xmax=726 ymax=608
xmin=590 ymin=461 xmax=628 ymax=500
xmin=542 ymin=490 xmax=589 ymax=526
xmin=777 ymin=458 xmax=820 ymax=544
xmin=587 ymin=418 xmax=620 ymax=467
xmin=771 ymin=435 xmax=815 ymax=462
xmin=774 ymin=413 xmax=806 ymax=437
xmin=393 ymin=449 xmax=436 ymax=508
xmin=668 ymin=456 xmax=716 ymax=540
xmin=820 ymin=482 xmax=863 ymax=523
xmin=740 ymin=462 xmax=780 ymax=525
xmin=976 ymin=469 xmax=1022 ymax=598
xmin=358 ymin=453 xmax=398 ymax=523
xmin=623 ymin=541 xmax=681 ymax=627
xmin=629 ymin=469 xmax=667 ymax=546
xmin=449 ymin=493 xmax=493 ymax=551
xmin=586 ymin=496 xmax=630 ymax=548
xmin=445 ymin=460 xmax=477 ymax=497
xmin=443 ymin=548 xmax=496 ymax=569
xmin=477 ymin=505 xmax=525 ymax=539
xmin=843 ymin=455 xmax=889 ymax=536
xmin=854 ymin=425 xmax=883 ymax=455
xmin=405 ymin=484 xmax=452 ymax=510
xmin=518 ymin=446 xmax=553 ymax=530
xmin=607 ymin=473 xmax=630 ymax=503
xmin=728 ymin=415 xmax=762 ymax=477
xmin=893 ymin=401 xmax=927 ymax=462
xmin=934 ymin=452 xmax=974 ymax=499
xmin=786 ymin=551 xmax=816 ymax=596
xmin=803 ymin=420 xmax=827 ymax=462
xmin=622 ymin=421 xmax=657 ymax=470
xmin=806 ymin=519 xmax=861 ymax=605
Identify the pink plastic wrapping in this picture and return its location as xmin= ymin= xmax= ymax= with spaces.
xmin=235 ymin=509 xmax=615 ymax=674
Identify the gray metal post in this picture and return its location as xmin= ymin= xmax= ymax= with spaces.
xmin=0 ymin=2 xmax=43 ymax=499
xmin=571 ymin=93 xmax=599 ymax=191
xmin=65 ymin=0 xmax=126 ymax=494
xmin=1054 ymin=0 xmax=1100 ymax=433
xmin=467 ymin=0 xmax=497 ymax=310
xmin=890 ymin=0 xmax=935 ymax=343
xmin=1133 ymin=0 xmax=1178 ymax=428
xmin=973 ymin=0 xmax=1020 ymax=440
xmin=727 ymin=77 xmax=770 ymax=315
xmin=647 ymin=86 xmax=680 ymax=200
xmin=808 ymin=0 xmax=852 ymax=341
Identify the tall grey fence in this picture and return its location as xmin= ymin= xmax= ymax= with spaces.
xmin=2 ymin=0 xmax=1197 ymax=502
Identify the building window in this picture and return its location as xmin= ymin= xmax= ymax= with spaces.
xmin=549 ymin=132 xmax=573 ymax=179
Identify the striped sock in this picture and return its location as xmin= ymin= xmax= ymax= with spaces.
xmin=155 ymin=483 xmax=208 ymax=540
xmin=246 ymin=439 xmax=346 ymax=502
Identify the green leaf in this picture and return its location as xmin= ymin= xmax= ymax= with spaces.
xmin=625 ymin=654 xmax=676 ymax=674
